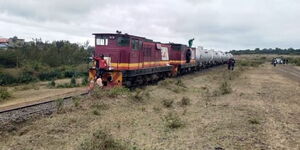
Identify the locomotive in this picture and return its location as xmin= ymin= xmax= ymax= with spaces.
xmin=89 ymin=33 xmax=233 ymax=88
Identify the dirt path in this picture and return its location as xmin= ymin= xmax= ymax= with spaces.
xmin=0 ymin=64 xmax=299 ymax=150
xmin=0 ymin=78 xmax=87 ymax=110
xmin=231 ymin=64 xmax=300 ymax=149
xmin=275 ymin=65 xmax=300 ymax=82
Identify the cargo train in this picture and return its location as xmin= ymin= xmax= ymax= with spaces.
xmin=89 ymin=33 xmax=233 ymax=88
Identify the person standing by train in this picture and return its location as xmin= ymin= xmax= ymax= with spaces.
xmin=186 ymin=49 xmax=192 ymax=63
xmin=93 ymin=54 xmax=108 ymax=88
xmin=93 ymin=54 xmax=108 ymax=78
xmin=228 ymin=58 xmax=232 ymax=70
xmin=272 ymin=58 xmax=277 ymax=67
xmin=228 ymin=58 xmax=235 ymax=70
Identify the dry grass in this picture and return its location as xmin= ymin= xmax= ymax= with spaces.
xmin=0 ymin=57 xmax=299 ymax=149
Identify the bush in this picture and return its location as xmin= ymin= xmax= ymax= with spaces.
xmin=79 ymin=130 xmax=129 ymax=150
xmin=175 ymin=79 xmax=186 ymax=88
xmin=56 ymin=98 xmax=64 ymax=112
xmin=48 ymin=79 xmax=56 ymax=87
xmin=180 ymin=97 xmax=191 ymax=106
xmin=18 ymin=72 xmax=37 ymax=84
xmin=92 ymin=102 xmax=110 ymax=110
xmin=287 ymin=57 xmax=300 ymax=66
xmin=130 ymin=89 xmax=150 ymax=102
xmin=238 ymin=59 xmax=265 ymax=67
xmin=64 ymin=70 xmax=78 ymax=78
xmin=56 ymin=83 xmax=79 ymax=88
xmin=162 ymin=99 xmax=174 ymax=108
xmin=71 ymin=76 xmax=77 ymax=85
xmin=158 ymin=79 xmax=174 ymax=87
xmin=93 ymin=110 xmax=100 ymax=116
xmin=163 ymin=112 xmax=184 ymax=129
xmin=106 ymin=87 xmax=130 ymax=98
xmin=248 ymin=118 xmax=260 ymax=125
xmin=220 ymin=81 xmax=232 ymax=95
xmin=38 ymin=71 xmax=61 ymax=81
xmin=82 ymin=76 xmax=89 ymax=86
xmin=0 ymin=73 xmax=17 ymax=85
xmin=92 ymin=87 xmax=130 ymax=99
xmin=0 ymin=87 xmax=11 ymax=102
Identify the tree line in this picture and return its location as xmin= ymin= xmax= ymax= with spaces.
xmin=0 ymin=39 xmax=92 ymax=68
xmin=230 ymin=48 xmax=300 ymax=55
xmin=0 ymin=39 xmax=93 ymax=85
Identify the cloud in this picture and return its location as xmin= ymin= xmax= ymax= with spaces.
xmin=0 ymin=0 xmax=300 ymax=50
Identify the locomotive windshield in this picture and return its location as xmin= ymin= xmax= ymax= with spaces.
xmin=96 ymin=36 xmax=108 ymax=46
xmin=171 ymin=44 xmax=183 ymax=51
xmin=117 ymin=36 xmax=130 ymax=46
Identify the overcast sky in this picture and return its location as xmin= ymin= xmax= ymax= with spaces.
xmin=0 ymin=0 xmax=300 ymax=51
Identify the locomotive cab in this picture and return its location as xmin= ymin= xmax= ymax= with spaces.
xmin=90 ymin=33 xmax=173 ymax=87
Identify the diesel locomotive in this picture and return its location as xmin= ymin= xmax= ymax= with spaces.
xmin=88 ymin=33 xmax=233 ymax=88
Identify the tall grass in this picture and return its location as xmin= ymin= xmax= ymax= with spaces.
xmin=0 ymin=87 xmax=11 ymax=102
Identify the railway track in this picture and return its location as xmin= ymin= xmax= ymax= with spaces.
xmin=0 ymin=92 xmax=88 ymax=128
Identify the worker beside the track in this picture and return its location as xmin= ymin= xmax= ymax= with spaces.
xmin=227 ymin=58 xmax=235 ymax=70
xmin=93 ymin=54 xmax=108 ymax=78
xmin=231 ymin=58 xmax=235 ymax=70
xmin=87 ymin=54 xmax=108 ymax=92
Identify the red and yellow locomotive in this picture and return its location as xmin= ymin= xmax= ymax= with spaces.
xmin=89 ymin=33 xmax=197 ymax=88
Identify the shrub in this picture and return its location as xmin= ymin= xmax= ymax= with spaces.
xmin=158 ymin=79 xmax=174 ymax=87
xmin=56 ymin=98 xmax=64 ymax=112
xmin=70 ymin=76 xmax=77 ymax=86
xmin=0 ymin=87 xmax=11 ymax=102
xmin=163 ymin=112 xmax=184 ymax=129
xmin=162 ymin=99 xmax=174 ymax=108
xmin=130 ymin=89 xmax=149 ymax=102
xmin=14 ymin=84 xmax=39 ymax=91
xmin=93 ymin=110 xmax=100 ymax=116
xmin=106 ymin=87 xmax=130 ymax=98
xmin=82 ymin=76 xmax=89 ymax=86
xmin=92 ymin=87 xmax=130 ymax=99
xmin=248 ymin=118 xmax=260 ymax=125
xmin=48 ymin=79 xmax=56 ymax=87
xmin=64 ymin=70 xmax=78 ymax=78
xmin=56 ymin=83 xmax=79 ymax=88
xmin=79 ymin=130 xmax=129 ymax=150
xmin=180 ymin=97 xmax=191 ymax=106
xmin=238 ymin=59 xmax=265 ymax=67
xmin=175 ymin=79 xmax=186 ymax=88
xmin=18 ymin=72 xmax=37 ymax=84
xmin=219 ymin=81 xmax=232 ymax=95
xmin=73 ymin=97 xmax=80 ymax=108
xmin=287 ymin=57 xmax=300 ymax=66
xmin=92 ymin=102 xmax=110 ymax=110
xmin=0 ymin=73 xmax=16 ymax=85
xmin=38 ymin=71 xmax=61 ymax=81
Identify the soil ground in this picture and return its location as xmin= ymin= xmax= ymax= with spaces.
xmin=0 ymin=58 xmax=299 ymax=150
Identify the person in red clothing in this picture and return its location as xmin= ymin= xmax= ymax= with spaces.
xmin=93 ymin=54 xmax=108 ymax=78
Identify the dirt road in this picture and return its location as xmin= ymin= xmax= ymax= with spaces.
xmin=275 ymin=65 xmax=300 ymax=82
